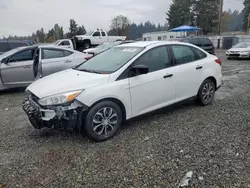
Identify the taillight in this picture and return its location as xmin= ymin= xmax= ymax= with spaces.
xmin=215 ymin=58 xmax=222 ymax=66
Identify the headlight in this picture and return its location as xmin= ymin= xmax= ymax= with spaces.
xmin=241 ymin=51 xmax=249 ymax=53
xmin=77 ymin=37 xmax=83 ymax=40
xmin=38 ymin=90 xmax=83 ymax=106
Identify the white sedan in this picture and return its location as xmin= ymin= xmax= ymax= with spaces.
xmin=23 ymin=41 xmax=222 ymax=141
xmin=226 ymin=42 xmax=250 ymax=59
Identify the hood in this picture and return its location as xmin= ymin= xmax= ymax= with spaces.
xmin=27 ymin=69 xmax=110 ymax=99
xmin=228 ymin=48 xmax=250 ymax=52
xmin=75 ymin=35 xmax=91 ymax=40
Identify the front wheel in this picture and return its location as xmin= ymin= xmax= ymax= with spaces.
xmin=197 ymin=79 xmax=216 ymax=106
xmin=83 ymin=41 xmax=91 ymax=49
xmin=84 ymin=101 xmax=123 ymax=142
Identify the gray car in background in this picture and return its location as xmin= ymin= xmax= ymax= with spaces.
xmin=0 ymin=40 xmax=29 ymax=55
xmin=0 ymin=45 xmax=91 ymax=91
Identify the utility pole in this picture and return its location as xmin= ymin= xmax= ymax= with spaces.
xmin=217 ymin=0 xmax=223 ymax=49
xmin=218 ymin=0 xmax=223 ymax=36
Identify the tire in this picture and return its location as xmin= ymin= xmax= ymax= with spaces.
xmin=84 ymin=101 xmax=123 ymax=142
xmin=197 ymin=79 xmax=216 ymax=106
xmin=83 ymin=41 xmax=90 ymax=49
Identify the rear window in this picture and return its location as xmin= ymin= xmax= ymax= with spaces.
xmin=199 ymin=38 xmax=213 ymax=46
xmin=192 ymin=47 xmax=207 ymax=59
xmin=9 ymin=42 xmax=28 ymax=49
xmin=101 ymin=32 xmax=106 ymax=36
xmin=0 ymin=42 xmax=10 ymax=52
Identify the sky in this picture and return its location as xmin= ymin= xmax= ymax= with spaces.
xmin=0 ymin=0 xmax=244 ymax=37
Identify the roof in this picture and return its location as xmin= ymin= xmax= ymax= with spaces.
xmin=118 ymin=41 xmax=159 ymax=47
xmin=143 ymin=31 xmax=175 ymax=35
xmin=118 ymin=41 xmax=187 ymax=48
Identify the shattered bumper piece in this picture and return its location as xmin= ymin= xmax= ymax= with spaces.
xmin=22 ymin=95 xmax=88 ymax=130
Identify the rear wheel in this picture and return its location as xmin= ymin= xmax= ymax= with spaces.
xmin=84 ymin=101 xmax=122 ymax=142
xmin=197 ymin=79 xmax=215 ymax=106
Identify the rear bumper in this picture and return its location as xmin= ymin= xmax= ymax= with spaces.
xmin=23 ymin=95 xmax=88 ymax=130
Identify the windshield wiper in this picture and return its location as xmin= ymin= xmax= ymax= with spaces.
xmin=77 ymin=68 xmax=102 ymax=74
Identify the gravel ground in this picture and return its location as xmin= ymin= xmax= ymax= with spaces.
xmin=0 ymin=53 xmax=250 ymax=188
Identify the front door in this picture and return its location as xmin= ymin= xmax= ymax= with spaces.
xmin=128 ymin=45 xmax=176 ymax=117
xmin=0 ymin=48 xmax=35 ymax=87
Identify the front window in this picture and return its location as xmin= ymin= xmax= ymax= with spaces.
xmin=76 ymin=46 xmax=143 ymax=73
xmin=93 ymin=32 xmax=101 ymax=37
xmin=133 ymin=46 xmax=170 ymax=73
xmin=9 ymin=49 xmax=35 ymax=62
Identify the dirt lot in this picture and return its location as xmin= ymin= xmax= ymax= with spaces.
xmin=0 ymin=52 xmax=250 ymax=188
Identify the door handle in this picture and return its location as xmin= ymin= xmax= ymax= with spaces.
xmin=163 ymin=74 xmax=173 ymax=78
xmin=196 ymin=66 xmax=203 ymax=70
xmin=64 ymin=60 xmax=72 ymax=63
xmin=23 ymin=65 xmax=32 ymax=68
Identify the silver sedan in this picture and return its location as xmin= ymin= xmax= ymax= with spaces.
xmin=0 ymin=45 xmax=91 ymax=91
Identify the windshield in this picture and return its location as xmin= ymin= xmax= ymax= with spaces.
xmin=233 ymin=42 xmax=250 ymax=48
xmin=96 ymin=43 xmax=110 ymax=49
xmin=53 ymin=40 xmax=61 ymax=45
xmin=76 ymin=46 xmax=143 ymax=73
xmin=86 ymin=31 xmax=93 ymax=36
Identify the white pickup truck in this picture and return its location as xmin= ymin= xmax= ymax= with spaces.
xmin=52 ymin=29 xmax=126 ymax=51
xmin=75 ymin=29 xmax=126 ymax=49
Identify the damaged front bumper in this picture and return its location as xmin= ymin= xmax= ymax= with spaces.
xmin=22 ymin=94 xmax=88 ymax=131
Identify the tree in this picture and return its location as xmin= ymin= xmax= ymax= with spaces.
xmin=221 ymin=11 xmax=231 ymax=32
xmin=110 ymin=15 xmax=130 ymax=36
xmin=77 ymin=25 xmax=86 ymax=35
xmin=243 ymin=0 xmax=250 ymax=31
xmin=166 ymin=0 xmax=194 ymax=29
xmin=53 ymin=24 xmax=64 ymax=39
xmin=68 ymin=19 xmax=78 ymax=38
xmin=36 ymin=28 xmax=45 ymax=43
xmin=194 ymin=0 xmax=220 ymax=34
xmin=46 ymin=28 xmax=56 ymax=42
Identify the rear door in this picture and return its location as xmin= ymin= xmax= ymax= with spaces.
xmin=40 ymin=48 xmax=74 ymax=76
xmin=169 ymin=44 xmax=206 ymax=101
xmin=101 ymin=32 xmax=108 ymax=43
xmin=0 ymin=48 xmax=35 ymax=86
xmin=91 ymin=31 xmax=103 ymax=45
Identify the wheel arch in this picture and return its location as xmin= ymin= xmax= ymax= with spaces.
xmin=83 ymin=39 xmax=91 ymax=45
xmin=89 ymin=97 xmax=127 ymax=122
xmin=204 ymin=76 xmax=217 ymax=88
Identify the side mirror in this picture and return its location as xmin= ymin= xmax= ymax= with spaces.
xmin=1 ymin=58 xmax=8 ymax=64
xmin=129 ymin=64 xmax=149 ymax=77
